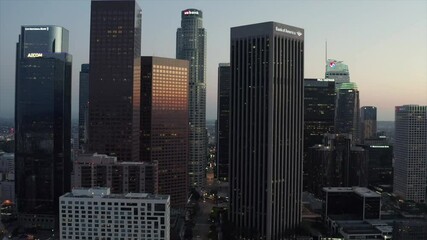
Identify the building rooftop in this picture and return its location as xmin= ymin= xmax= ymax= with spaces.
xmin=323 ymin=187 xmax=381 ymax=198
xmin=62 ymin=187 xmax=170 ymax=201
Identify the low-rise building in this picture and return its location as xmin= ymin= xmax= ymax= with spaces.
xmin=60 ymin=187 xmax=170 ymax=240
xmin=73 ymin=153 xmax=157 ymax=194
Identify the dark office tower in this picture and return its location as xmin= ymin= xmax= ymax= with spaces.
xmin=140 ymin=56 xmax=189 ymax=208
xmin=394 ymin=105 xmax=427 ymax=203
xmin=78 ymin=64 xmax=89 ymax=152
xmin=304 ymin=78 xmax=335 ymax=150
xmin=15 ymin=25 xmax=71 ymax=229
xmin=88 ymin=0 xmax=142 ymax=162
xmin=335 ymin=82 xmax=360 ymax=144
xmin=361 ymin=144 xmax=393 ymax=188
xmin=217 ymin=63 xmax=231 ymax=182
xmin=230 ymin=22 xmax=304 ymax=239
xmin=360 ymin=106 xmax=377 ymax=143
xmin=306 ymin=134 xmax=368 ymax=197
xmin=176 ymin=9 xmax=207 ymax=187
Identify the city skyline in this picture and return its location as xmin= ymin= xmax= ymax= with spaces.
xmin=1 ymin=0 xmax=427 ymax=121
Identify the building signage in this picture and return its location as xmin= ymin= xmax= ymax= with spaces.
xmin=184 ymin=10 xmax=199 ymax=15
xmin=275 ymin=26 xmax=303 ymax=37
xmin=27 ymin=53 xmax=43 ymax=58
xmin=25 ymin=27 xmax=49 ymax=31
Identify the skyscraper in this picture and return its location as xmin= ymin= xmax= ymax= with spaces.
xmin=325 ymin=59 xmax=349 ymax=89
xmin=15 ymin=25 xmax=71 ymax=228
xmin=88 ymin=0 xmax=142 ymax=162
xmin=217 ymin=63 xmax=231 ymax=182
xmin=176 ymin=9 xmax=207 ymax=187
xmin=140 ymin=56 xmax=189 ymax=208
xmin=78 ymin=64 xmax=89 ymax=152
xmin=304 ymin=78 xmax=335 ymax=150
xmin=394 ymin=105 xmax=427 ymax=203
xmin=229 ymin=22 xmax=304 ymax=239
xmin=360 ymin=106 xmax=377 ymax=142
xmin=335 ymin=82 xmax=360 ymax=144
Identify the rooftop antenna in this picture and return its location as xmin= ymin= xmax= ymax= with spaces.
xmin=325 ymin=40 xmax=328 ymax=64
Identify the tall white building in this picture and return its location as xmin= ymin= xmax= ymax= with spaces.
xmin=394 ymin=105 xmax=427 ymax=203
xmin=60 ymin=188 xmax=170 ymax=240
xmin=176 ymin=9 xmax=207 ymax=188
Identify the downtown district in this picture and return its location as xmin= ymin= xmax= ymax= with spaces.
xmin=0 ymin=0 xmax=426 ymax=240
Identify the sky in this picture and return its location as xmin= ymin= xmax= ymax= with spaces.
xmin=0 ymin=0 xmax=426 ymax=121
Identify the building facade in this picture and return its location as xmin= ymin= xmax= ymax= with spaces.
xmin=393 ymin=105 xmax=427 ymax=202
xmin=15 ymin=25 xmax=71 ymax=228
xmin=140 ymin=56 xmax=189 ymax=208
xmin=217 ymin=63 xmax=231 ymax=182
xmin=360 ymin=106 xmax=377 ymax=143
xmin=60 ymin=188 xmax=170 ymax=240
xmin=335 ymin=82 xmax=360 ymax=144
xmin=88 ymin=0 xmax=142 ymax=162
xmin=229 ymin=22 xmax=304 ymax=239
xmin=78 ymin=64 xmax=89 ymax=153
xmin=176 ymin=9 xmax=207 ymax=187
xmin=73 ymin=153 xmax=157 ymax=194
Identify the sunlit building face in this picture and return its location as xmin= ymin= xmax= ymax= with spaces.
xmin=141 ymin=56 xmax=189 ymax=208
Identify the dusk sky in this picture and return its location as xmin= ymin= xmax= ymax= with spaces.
xmin=1 ymin=0 xmax=426 ymax=120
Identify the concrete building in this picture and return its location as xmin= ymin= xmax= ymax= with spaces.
xmin=73 ymin=153 xmax=157 ymax=194
xmin=393 ymin=105 xmax=427 ymax=202
xmin=229 ymin=21 xmax=304 ymax=239
xmin=60 ymin=188 xmax=170 ymax=240
xmin=176 ymin=8 xmax=207 ymax=188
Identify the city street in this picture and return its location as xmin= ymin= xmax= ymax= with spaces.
xmin=193 ymin=199 xmax=214 ymax=240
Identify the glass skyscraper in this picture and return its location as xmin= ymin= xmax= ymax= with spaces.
xmin=176 ymin=9 xmax=207 ymax=187
xmin=394 ymin=105 xmax=427 ymax=203
xmin=335 ymin=82 xmax=360 ymax=144
xmin=325 ymin=59 xmax=350 ymax=89
xmin=360 ymin=106 xmax=377 ymax=142
xmin=217 ymin=63 xmax=231 ymax=182
xmin=15 ymin=25 xmax=71 ymax=229
xmin=88 ymin=0 xmax=142 ymax=162
xmin=229 ymin=22 xmax=304 ymax=239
